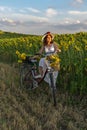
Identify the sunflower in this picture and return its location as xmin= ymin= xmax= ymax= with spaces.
xmin=16 ymin=50 xmax=26 ymax=63
xmin=20 ymin=53 xmax=26 ymax=60
xmin=46 ymin=54 xmax=61 ymax=70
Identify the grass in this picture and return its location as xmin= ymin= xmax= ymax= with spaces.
xmin=0 ymin=63 xmax=87 ymax=130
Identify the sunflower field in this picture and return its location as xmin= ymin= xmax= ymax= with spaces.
xmin=0 ymin=31 xmax=87 ymax=94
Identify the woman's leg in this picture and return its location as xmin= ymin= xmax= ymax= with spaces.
xmin=39 ymin=66 xmax=43 ymax=76
xmin=39 ymin=58 xmax=47 ymax=77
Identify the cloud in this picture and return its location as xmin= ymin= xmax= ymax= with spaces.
xmin=72 ymin=0 xmax=84 ymax=6
xmin=0 ymin=14 xmax=49 ymax=27
xmin=68 ymin=10 xmax=87 ymax=15
xmin=19 ymin=9 xmax=27 ymax=13
xmin=75 ymin=0 xmax=84 ymax=3
xmin=0 ymin=6 xmax=12 ymax=12
xmin=0 ymin=6 xmax=47 ymax=24
xmin=27 ymin=7 xmax=40 ymax=13
xmin=76 ymin=20 xmax=80 ymax=23
xmin=0 ymin=11 xmax=48 ymax=23
xmin=0 ymin=6 xmax=5 ymax=11
xmin=0 ymin=18 xmax=20 ymax=26
xmin=16 ymin=13 xmax=49 ymax=23
xmin=0 ymin=6 xmax=87 ymax=34
xmin=47 ymin=21 xmax=87 ymax=34
xmin=59 ymin=18 xmax=81 ymax=25
xmin=19 ymin=7 xmax=41 ymax=14
xmin=0 ymin=14 xmax=87 ymax=34
xmin=46 ymin=8 xmax=58 ymax=17
xmin=0 ymin=19 xmax=87 ymax=35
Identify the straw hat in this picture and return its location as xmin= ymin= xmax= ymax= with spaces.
xmin=42 ymin=32 xmax=54 ymax=42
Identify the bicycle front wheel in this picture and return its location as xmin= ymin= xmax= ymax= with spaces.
xmin=20 ymin=64 xmax=33 ymax=90
xmin=49 ymin=72 xmax=57 ymax=106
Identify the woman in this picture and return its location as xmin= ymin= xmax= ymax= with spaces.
xmin=35 ymin=32 xmax=61 ymax=87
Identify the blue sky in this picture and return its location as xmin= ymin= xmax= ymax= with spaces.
xmin=0 ymin=0 xmax=87 ymax=34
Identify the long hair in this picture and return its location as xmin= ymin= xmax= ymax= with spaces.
xmin=43 ymin=34 xmax=53 ymax=46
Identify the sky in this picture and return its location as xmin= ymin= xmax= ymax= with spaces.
xmin=0 ymin=0 xmax=87 ymax=35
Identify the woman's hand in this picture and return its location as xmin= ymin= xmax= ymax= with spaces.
xmin=32 ymin=53 xmax=41 ymax=59
xmin=58 ymin=48 xmax=61 ymax=53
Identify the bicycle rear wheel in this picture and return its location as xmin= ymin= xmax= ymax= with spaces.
xmin=20 ymin=64 xmax=33 ymax=90
xmin=49 ymin=72 xmax=57 ymax=106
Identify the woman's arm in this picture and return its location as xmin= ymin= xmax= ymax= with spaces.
xmin=54 ymin=42 xmax=61 ymax=53
xmin=38 ymin=45 xmax=44 ymax=54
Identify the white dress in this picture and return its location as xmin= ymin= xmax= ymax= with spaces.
xmin=39 ymin=43 xmax=58 ymax=86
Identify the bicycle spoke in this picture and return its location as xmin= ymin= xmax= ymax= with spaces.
xmin=20 ymin=64 xmax=33 ymax=90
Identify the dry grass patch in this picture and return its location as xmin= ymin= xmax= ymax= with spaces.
xmin=0 ymin=63 xmax=87 ymax=130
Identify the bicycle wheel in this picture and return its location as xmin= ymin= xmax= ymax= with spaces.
xmin=20 ymin=64 xmax=33 ymax=90
xmin=49 ymin=72 xmax=57 ymax=106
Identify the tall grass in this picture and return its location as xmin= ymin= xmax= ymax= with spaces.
xmin=0 ymin=63 xmax=87 ymax=130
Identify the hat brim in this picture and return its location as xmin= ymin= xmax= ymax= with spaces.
xmin=41 ymin=33 xmax=54 ymax=42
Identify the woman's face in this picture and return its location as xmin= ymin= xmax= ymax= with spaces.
xmin=46 ymin=35 xmax=52 ymax=43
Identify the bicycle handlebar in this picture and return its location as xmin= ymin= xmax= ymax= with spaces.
xmin=23 ymin=52 xmax=56 ymax=64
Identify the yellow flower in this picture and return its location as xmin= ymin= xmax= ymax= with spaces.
xmin=46 ymin=54 xmax=60 ymax=63
xmin=16 ymin=50 xmax=27 ymax=63
xmin=20 ymin=53 xmax=26 ymax=60
xmin=50 ymin=62 xmax=60 ymax=71
xmin=16 ymin=50 xmax=20 ymax=55
xmin=46 ymin=54 xmax=61 ymax=70
xmin=74 ymin=45 xmax=81 ymax=51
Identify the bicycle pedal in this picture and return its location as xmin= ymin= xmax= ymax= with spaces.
xmin=33 ymin=80 xmax=39 ymax=88
xmin=34 ymin=74 xmax=42 ymax=79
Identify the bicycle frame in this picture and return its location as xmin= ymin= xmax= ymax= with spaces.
xmin=30 ymin=58 xmax=55 ymax=85
xmin=20 ymin=55 xmax=57 ymax=106
xmin=35 ymin=58 xmax=57 ymax=106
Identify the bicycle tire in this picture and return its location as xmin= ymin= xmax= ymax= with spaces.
xmin=49 ymin=72 xmax=57 ymax=106
xmin=20 ymin=64 xmax=33 ymax=90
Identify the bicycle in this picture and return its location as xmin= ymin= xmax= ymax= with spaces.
xmin=19 ymin=54 xmax=57 ymax=106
